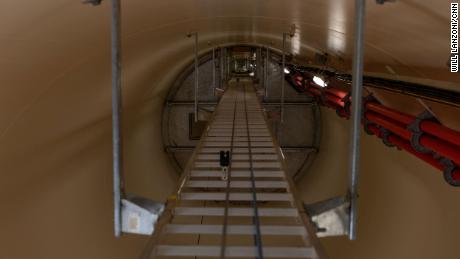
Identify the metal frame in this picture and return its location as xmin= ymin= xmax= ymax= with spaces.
xmin=220 ymin=47 xmax=225 ymax=87
xmin=187 ymin=32 xmax=199 ymax=122
xmin=348 ymin=0 xmax=366 ymax=241
xmin=242 ymin=83 xmax=264 ymax=259
xmin=220 ymin=87 xmax=238 ymax=259
xmin=264 ymin=46 xmax=269 ymax=99
xmin=281 ymin=33 xmax=287 ymax=123
xmin=212 ymin=47 xmax=216 ymax=92
xmin=280 ymin=32 xmax=295 ymax=123
xmin=111 ymin=0 xmax=124 ymax=238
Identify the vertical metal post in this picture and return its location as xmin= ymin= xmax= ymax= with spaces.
xmin=348 ymin=0 xmax=366 ymax=241
xmin=227 ymin=53 xmax=230 ymax=79
xmin=191 ymin=33 xmax=199 ymax=122
xmin=212 ymin=47 xmax=216 ymax=91
xmin=281 ymin=33 xmax=287 ymax=123
xmin=264 ymin=47 xmax=269 ymax=99
xmin=256 ymin=47 xmax=262 ymax=81
xmin=220 ymin=47 xmax=224 ymax=88
xmin=111 ymin=0 xmax=123 ymax=238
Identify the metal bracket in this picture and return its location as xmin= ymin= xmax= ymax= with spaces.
xmin=335 ymin=108 xmax=347 ymax=119
xmin=335 ymin=92 xmax=351 ymax=119
xmin=121 ymin=195 xmax=164 ymax=235
xmin=342 ymin=92 xmax=352 ymax=115
xmin=380 ymin=127 xmax=395 ymax=147
xmin=363 ymin=120 xmax=377 ymax=135
xmin=305 ymin=197 xmax=350 ymax=237
xmin=362 ymin=94 xmax=379 ymax=135
xmin=440 ymin=158 xmax=460 ymax=187
xmin=407 ymin=110 xmax=437 ymax=154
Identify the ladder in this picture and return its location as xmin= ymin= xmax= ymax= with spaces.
xmin=142 ymin=79 xmax=326 ymax=259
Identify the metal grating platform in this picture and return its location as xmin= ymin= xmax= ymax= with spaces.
xmin=142 ymin=80 xmax=325 ymax=259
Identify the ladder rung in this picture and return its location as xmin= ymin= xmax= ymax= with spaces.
xmin=174 ymin=207 xmax=299 ymax=217
xmin=207 ymin=133 xmax=270 ymax=137
xmin=234 ymin=136 xmax=271 ymax=141
xmin=203 ymin=142 xmax=231 ymax=147
xmin=210 ymin=126 xmax=267 ymax=130
xmin=180 ymin=192 xmax=293 ymax=201
xmin=190 ymin=170 xmax=284 ymax=178
xmin=194 ymin=161 xmax=281 ymax=169
xmin=232 ymin=161 xmax=281 ymax=169
xmin=213 ymin=122 xmax=265 ymax=125
xmin=208 ymin=131 xmax=270 ymax=135
xmin=236 ymin=142 xmax=273 ymax=147
xmin=200 ymin=147 xmax=276 ymax=154
xmin=164 ymin=224 xmax=307 ymax=236
xmin=155 ymin=245 xmax=316 ymax=258
xmin=186 ymin=180 xmax=288 ymax=189
xmin=202 ymin=142 xmax=273 ymax=147
xmin=197 ymin=154 xmax=279 ymax=161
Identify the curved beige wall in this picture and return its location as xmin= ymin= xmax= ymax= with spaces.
xmin=299 ymin=108 xmax=460 ymax=259
xmin=1 ymin=1 xmax=459 ymax=258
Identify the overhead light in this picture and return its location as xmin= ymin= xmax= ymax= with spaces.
xmin=249 ymin=72 xmax=255 ymax=77
xmin=313 ymin=76 xmax=327 ymax=87
xmin=284 ymin=68 xmax=290 ymax=74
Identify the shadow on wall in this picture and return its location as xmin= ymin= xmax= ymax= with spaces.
xmin=298 ymin=108 xmax=460 ymax=259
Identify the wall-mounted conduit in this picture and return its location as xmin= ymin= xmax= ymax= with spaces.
xmin=285 ymin=68 xmax=460 ymax=187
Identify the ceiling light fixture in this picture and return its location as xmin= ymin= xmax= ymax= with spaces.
xmin=313 ymin=76 xmax=327 ymax=87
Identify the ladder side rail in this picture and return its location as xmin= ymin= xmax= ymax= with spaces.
xmin=243 ymin=82 xmax=264 ymax=259
xmin=141 ymin=82 xmax=231 ymax=259
xmin=220 ymin=88 xmax=239 ymax=259
xmin=251 ymin=85 xmax=329 ymax=259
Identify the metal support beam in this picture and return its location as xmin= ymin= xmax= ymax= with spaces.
xmin=220 ymin=48 xmax=225 ymax=86
xmin=111 ymin=0 xmax=123 ymax=238
xmin=187 ymin=32 xmax=199 ymax=122
xmin=264 ymin=47 xmax=269 ymax=99
xmin=256 ymin=47 xmax=262 ymax=81
xmin=281 ymin=33 xmax=287 ymax=123
xmin=227 ymin=53 xmax=231 ymax=80
xmin=212 ymin=47 xmax=216 ymax=91
xmin=348 ymin=0 xmax=366 ymax=241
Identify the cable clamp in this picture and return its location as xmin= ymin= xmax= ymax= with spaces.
xmin=407 ymin=110 xmax=437 ymax=154
xmin=439 ymin=158 xmax=460 ymax=187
